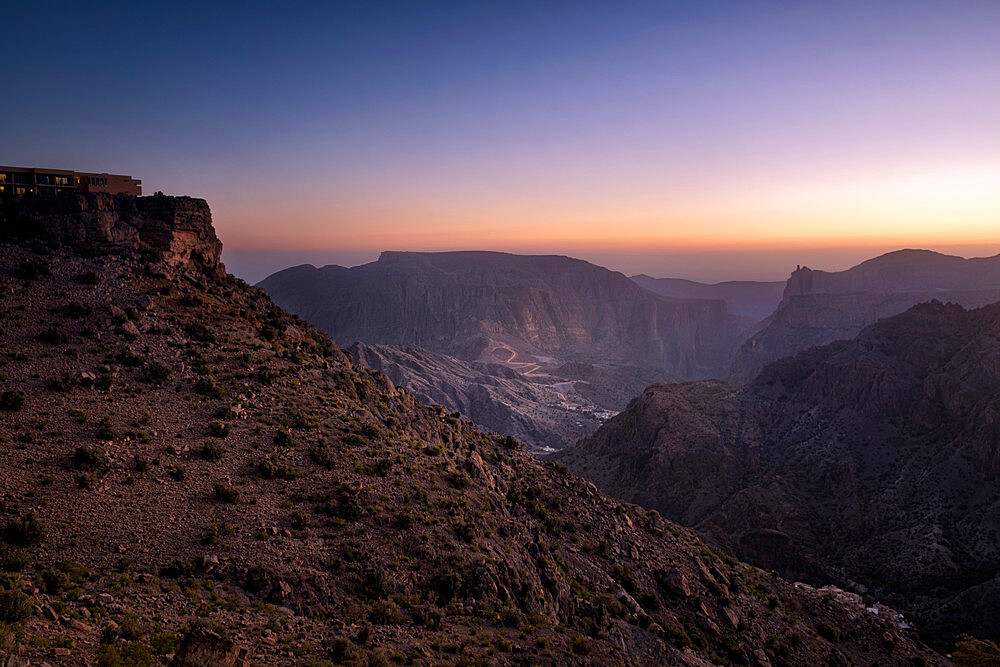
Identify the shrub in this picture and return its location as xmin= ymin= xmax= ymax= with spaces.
xmin=150 ymin=632 xmax=176 ymax=656
xmin=2 ymin=550 xmax=31 ymax=572
xmin=954 ymin=634 xmax=1000 ymax=666
xmin=448 ymin=469 xmax=470 ymax=490
xmin=199 ymin=440 xmax=226 ymax=462
xmin=4 ymin=512 xmax=45 ymax=545
xmin=274 ymin=428 xmax=296 ymax=447
xmin=368 ymin=599 xmax=404 ymax=625
xmin=41 ymin=569 xmax=68 ymax=594
xmin=145 ymin=362 xmax=171 ymax=385
xmin=0 ymin=391 xmax=25 ymax=412
xmin=0 ymin=589 xmax=32 ymax=623
xmin=257 ymin=455 xmax=295 ymax=480
xmin=194 ymin=378 xmax=225 ymax=398
xmin=213 ymin=483 xmax=239 ymax=503
xmin=73 ymin=446 xmax=108 ymax=471
xmin=207 ymin=421 xmax=230 ymax=438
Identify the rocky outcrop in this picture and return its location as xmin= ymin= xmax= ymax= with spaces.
xmin=0 ymin=191 xmax=224 ymax=277
xmin=259 ymin=251 xmax=751 ymax=380
xmin=348 ymin=342 xmax=615 ymax=450
xmin=558 ymin=299 xmax=1000 ymax=644
xmin=731 ymin=249 xmax=1000 ymax=381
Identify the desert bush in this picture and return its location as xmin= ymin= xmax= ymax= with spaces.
xmin=199 ymin=440 xmax=226 ymax=461
xmin=73 ymin=446 xmax=108 ymax=471
xmin=194 ymin=378 xmax=225 ymax=398
xmin=151 ymin=632 xmax=176 ymax=656
xmin=0 ymin=588 xmax=32 ymax=624
xmin=207 ymin=421 xmax=230 ymax=438
xmin=274 ymin=428 xmax=296 ymax=447
xmin=257 ymin=455 xmax=295 ymax=480
xmin=3 ymin=512 xmax=45 ymax=545
xmin=213 ymin=483 xmax=239 ymax=504
xmin=145 ymin=361 xmax=171 ymax=385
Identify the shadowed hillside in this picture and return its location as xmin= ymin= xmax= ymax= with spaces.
xmin=559 ymin=299 xmax=1000 ymax=647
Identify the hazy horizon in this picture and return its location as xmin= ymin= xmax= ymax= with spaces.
xmin=225 ymin=242 xmax=1000 ymax=286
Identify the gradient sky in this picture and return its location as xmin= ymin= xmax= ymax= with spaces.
xmin=3 ymin=1 xmax=999 ymax=282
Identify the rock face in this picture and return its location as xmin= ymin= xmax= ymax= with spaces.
xmin=259 ymin=251 xmax=750 ymax=380
xmin=0 ymin=203 xmax=942 ymax=665
xmin=731 ymin=249 xmax=1000 ymax=381
xmin=631 ymin=275 xmax=785 ymax=321
xmin=558 ymin=299 xmax=1000 ymax=645
xmin=348 ymin=342 xmax=615 ymax=451
xmin=0 ymin=191 xmax=224 ymax=277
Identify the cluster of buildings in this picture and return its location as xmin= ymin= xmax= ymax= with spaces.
xmin=0 ymin=165 xmax=141 ymax=199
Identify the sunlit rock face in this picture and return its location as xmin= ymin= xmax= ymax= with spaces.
xmin=259 ymin=250 xmax=751 ymax=381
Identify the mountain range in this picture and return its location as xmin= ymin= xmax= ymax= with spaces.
xmin=732 ymin=249 xmax=1000 ymax=381
xmin=630 ymin=275 xmax=785 ymax=321
xmin=556 ymin=298 xmax=1000 ymax=646
xmin=0 ymin=192 xmax=942 ymax=664
xmin=258 ymin=251 xmax=752 ymax=381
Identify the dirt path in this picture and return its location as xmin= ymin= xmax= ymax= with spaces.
xmin=489 ymin=343 xmax=545 ymax=377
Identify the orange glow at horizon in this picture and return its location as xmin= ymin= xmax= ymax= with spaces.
xmin=214 ymin=161 xmax=1000 ymax=256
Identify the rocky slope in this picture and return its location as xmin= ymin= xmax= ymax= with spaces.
xmin=258 ymin=251 xmax=751 ymax=381
xmin=631 ymin=275 xmax=785 ymax=322
xmin=732 ymin=249 xmax=1000 ymax=381
xmin=0 ymin=194 xmax=942 ymax=665
xmin=347 ymin=342 xmax=615 ymax=452
xmin=558 ymin=299 xmax=1000 ymax=647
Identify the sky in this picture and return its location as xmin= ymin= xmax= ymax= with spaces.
xmin=2 ymin=0 xmax=999 ymax=283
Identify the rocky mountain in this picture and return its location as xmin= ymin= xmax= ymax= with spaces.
xmin=557 ymin=299 xmax=1000 ymax=647
xmin=732 ymin=249 xmax=1000 ymax=381
xmin=347 ymin=342 xmax=615 ymax=452
xmin=631 ymin=275 xmax=785 ymax=322
xmin=258 ymin=251 xmax=751 ymax=381
xmin=0 ymin=192 xmax=943 ymax=665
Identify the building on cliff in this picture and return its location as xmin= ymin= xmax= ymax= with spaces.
xmin=0 ymin=165 xmax=141 ymax=199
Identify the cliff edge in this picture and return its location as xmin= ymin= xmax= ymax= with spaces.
xmin=0 ymin=192 xmax=224 ymax=277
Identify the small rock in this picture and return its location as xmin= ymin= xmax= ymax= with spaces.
xmin=40 ymin=604 xmax=58 ymax=620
